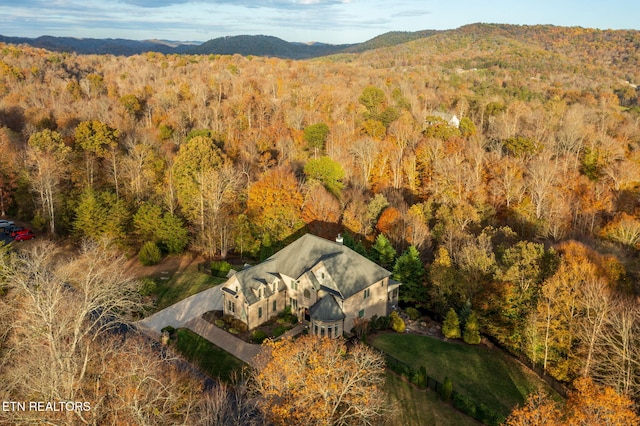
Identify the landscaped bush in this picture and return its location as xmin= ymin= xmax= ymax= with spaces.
xmin=251 ymin=329 xmax=268 ymax=343
xmin=229 ymin=318 xmax=248 ymax=333
xmin=228 ymin=328 xmax=240 ymax=335
xmin=211 ymin=260 xmax=233 ymax=277
xmin=215 ymin=319 xmax=225 ymax=328
xmin=452 ymin=392 xmax=476 ymax=417
xmin=272 ymin=325 xmax=288 ymax=338
xmin=405 ymin=307 xmax=420 ymax=321
xmin=390 ymin=311 xmax=406 ymax=333
xmin=139 ymin=241 xmax=162 ymax=266
xmin=372 ymin=315 xmax=392 ymax=330
xmin=161 ymin=325 xmax=176 ymax=335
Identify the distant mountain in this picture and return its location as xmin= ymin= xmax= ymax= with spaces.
xmin=0 ymin=35 xmax=195 ymax=56
xmin=0 ymin=31 xmax=436 ymax=59
xmin=188 ymin=35 xmax=352 ymax=59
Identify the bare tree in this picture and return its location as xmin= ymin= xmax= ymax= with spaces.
xmin=0 ymin=239 xmax=141 ymax=422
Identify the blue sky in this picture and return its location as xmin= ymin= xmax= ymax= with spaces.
xmin=1 ymin=0 xmax=638 ymax=44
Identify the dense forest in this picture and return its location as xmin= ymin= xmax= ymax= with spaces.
xmin=0 ymin=22 xmax=639 ymax=417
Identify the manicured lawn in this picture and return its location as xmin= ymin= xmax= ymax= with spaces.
xmin=373 ymin=333 xmax=552 ymax=422
xmin=173 ymin=328 xmax=245 ymax=381
xmin=152 ymin=264 xmax=226 ymax=312
xmin=385 ymin=371 xmax=479 ymax=426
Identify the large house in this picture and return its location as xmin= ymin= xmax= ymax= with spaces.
xmin=221 ymin=234 xmax=400 ymax=338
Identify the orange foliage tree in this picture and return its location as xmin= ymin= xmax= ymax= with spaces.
xmin=505 ymin=377 xmax=639 ymax=426
xmin=251 ymin=335 xmax=391 ymax=426
xmin=247 ymin=166 xmax=304 ymax=245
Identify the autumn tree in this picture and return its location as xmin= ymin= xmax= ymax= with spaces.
xmin=304 ymin=122 xmax=330 ymax=156
xmin=251 ymin=335 xmax=390 ymax=426
xmin=26 ymin=129 xmax=71 ymax=234
xmin=301 ymin=183 xmax=341 ymax=238
xmin=247 ymin=166 xmax=303 ymax=249
xmin=173 ymin=135 xmax=238 ymax=256
xmin=303 ymin=156 xmax=345 ymax=197
xmin=74 ymin=120 xmax=119 ymax=189
xmin=506 ymin=378 xmax=639 ymax=426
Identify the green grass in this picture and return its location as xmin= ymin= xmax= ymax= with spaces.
xmin=385 ymin=371 xmax=479 ymax=426
xmin=173 ymin=328 xmax=245 ymax=381
xmin=152 ymin=264 xmax=225 ymax=312
xmin=373 ymin=333 xmax=551 ymax=422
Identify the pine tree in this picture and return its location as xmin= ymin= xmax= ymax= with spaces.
xmin=393 ymin=245 xmax=425 ymax=305
xmin=442 ymin=308 xmax=461 ymax=339
xmin=372 ymin=233 xmax=396 ymax=269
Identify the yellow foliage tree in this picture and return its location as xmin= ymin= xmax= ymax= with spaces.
xmin=251 ymin=335 xmax=391 ymax=426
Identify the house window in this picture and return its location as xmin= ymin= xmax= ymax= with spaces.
xmin=289 ymin=298 xmax=298 ymax=310
xmin=258 ymin=288 xmax=262 ymax=299
xmin=321 ymin=272 xmax=325 ymax=279
xmin=303 ymin=289 xmax=310 ymax=299
xmin=314 ymin=324 xmax=318 ymax=335
xmin=228 ymin=300 xmax=235 ymax=313
xmin=258 ymin=307 xmax=263 ymax=319
xmin=364 ymin=288 xmax=370 ymax=299
xmin=320 ymin=326 xmax=325 ymax=337
xmin=273 ymin=300 xmax=277 ymax=312
xmin=335 ymin=324 xmax=340 ymax=338
xmin=358 ymin=309 xmax=365 ymax=318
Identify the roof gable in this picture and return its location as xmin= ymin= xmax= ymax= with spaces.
xmin=226 ymin=234 xmax=391 ymax=303
xmin=309 ymin=294 xmax=345 ymax=322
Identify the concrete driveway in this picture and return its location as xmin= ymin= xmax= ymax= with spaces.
xmin=136 ymin=285 xmax=262 ymax=365
xmin=138 ymin=285 xmax=224 ymax=337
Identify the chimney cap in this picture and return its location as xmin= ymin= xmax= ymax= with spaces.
xmin=336 ymin=234 xmax=343 ymax=244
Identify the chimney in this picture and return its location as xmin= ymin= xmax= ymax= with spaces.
xmin=335 ymin=234 xmax=343 ymax=245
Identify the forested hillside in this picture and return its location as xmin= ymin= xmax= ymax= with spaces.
xmin=0 ymin=23 xmax=639 ymax=410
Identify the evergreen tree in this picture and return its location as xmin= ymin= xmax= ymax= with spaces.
xmin=372 ymin=233 xmax=396 ymax=269
xmin=393 ymin=245 xmax=425 ymax=305
xmin=442 ymin=308 xmax=461 ymax=339
xmin=463 ymin=311 xmax=482 ymax=345
xmin=139 ymin=241 xmax=162 ymax=266
xmin=133 ymin=202 xmax=188 ymax=254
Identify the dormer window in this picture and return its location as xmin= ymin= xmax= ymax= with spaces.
xmin=258 ymin=288 xmax=262 ymax=299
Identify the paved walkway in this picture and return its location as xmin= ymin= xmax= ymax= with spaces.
xmin=184 ymin=316 xmax=262 ymax=365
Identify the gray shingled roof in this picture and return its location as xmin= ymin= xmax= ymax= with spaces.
xmin=230 ymin=234 xmax=392 ymax=305
xmin=309 ymin=294 xmax=345 ymax=322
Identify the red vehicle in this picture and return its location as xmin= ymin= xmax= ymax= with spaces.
xmin=10 ymin=227 xmax=26 ymax=238
xmin=14 ymin=231 xmax=35 ymax=241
